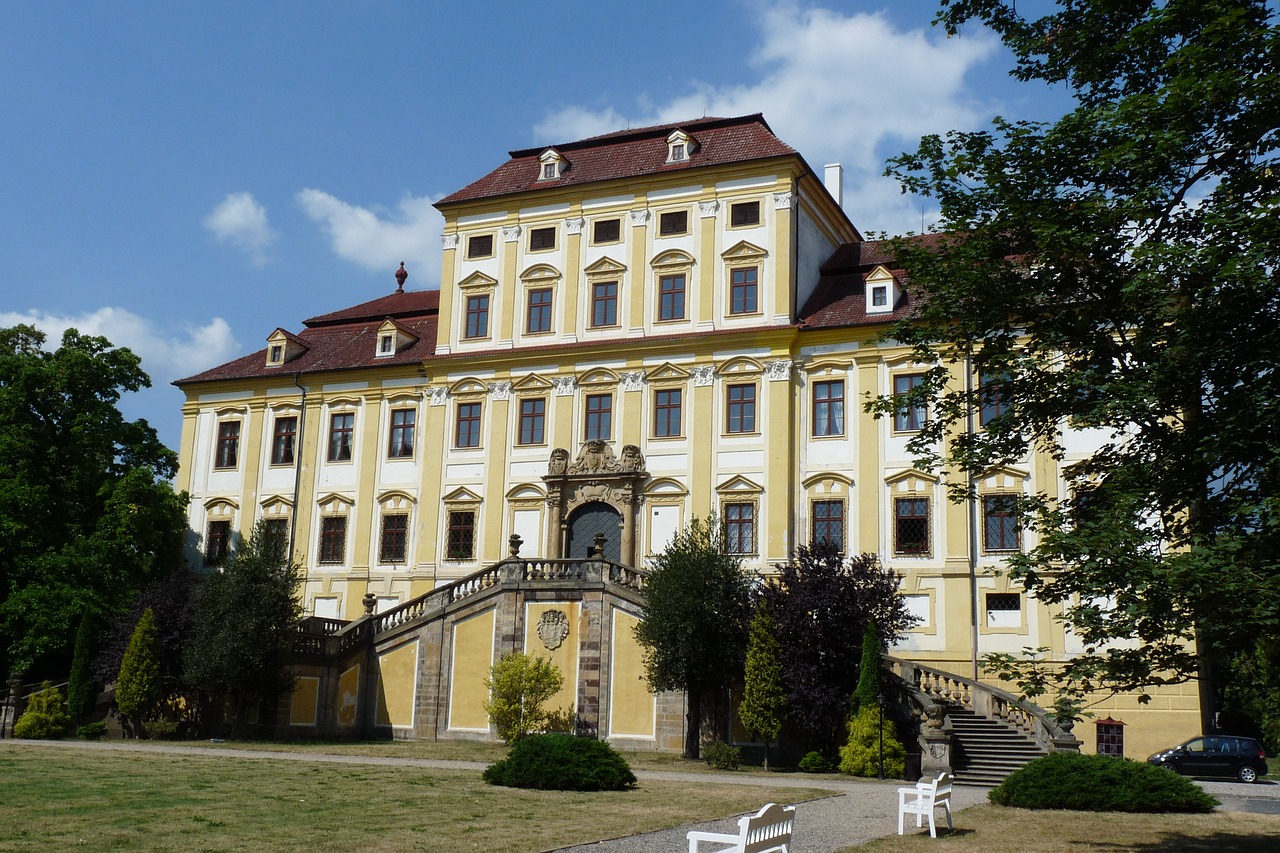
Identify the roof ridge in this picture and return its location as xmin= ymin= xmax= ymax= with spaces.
xmin=508 ymin=113 xmax=769 ymax=157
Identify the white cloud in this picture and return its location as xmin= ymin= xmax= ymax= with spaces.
xmin=0 ymin=307 xmax=240 ymax=386
xmin=203 ymin=192 xmax=278 ymax=265
xmin=297 ymin=189 xmax=443 ymax=288
xmin=533 ymin=3 xmax=1000 ymax=235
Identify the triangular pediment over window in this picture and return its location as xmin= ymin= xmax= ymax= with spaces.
xmin=512 ymin=373 xmax=554 ymax=392
xmin=721 ymin=240 xmax=768 ymax=262
xmin=885 ymin=469 xmax=940 ymax=488
xmin=716 ymin=475 xmax=763 ymax=495
xmin=442 ymin=486 xmax=483 ymax=505
xmin=458 ymin=271 xmax=498 ymax=291
xmin=375 ymin=318 xmax=419 ymax=358
xmin=644 ymin=362 xmax=691 ymax=383
xmin=583 ymin=256 xmax=627 ymax=276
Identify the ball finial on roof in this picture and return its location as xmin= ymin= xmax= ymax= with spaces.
xmin=395 ymin=261 xmax=408 ymax=293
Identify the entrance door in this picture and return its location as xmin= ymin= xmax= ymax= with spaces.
xmin=565 ymin=502 xmax=622 ymax=561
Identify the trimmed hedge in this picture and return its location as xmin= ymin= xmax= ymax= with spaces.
xmin=13 ymin=682 xmax=71 ymax=740
xmin=483 ymin=733 xmax=637 ymax=791
xmin=703 ymin=740 xmax=741 ymax=771
xmin=989 ymin=752 xmax=1219 ymax=813
xmin=798 ymin=751 xmax=835 ymax=773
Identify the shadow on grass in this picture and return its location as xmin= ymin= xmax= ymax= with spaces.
xmin=1092 ymin=833 xmax=1280 ymax=852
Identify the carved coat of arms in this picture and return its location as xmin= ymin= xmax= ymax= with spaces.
xmin=537 ymin=610 xmax=570 ymax=651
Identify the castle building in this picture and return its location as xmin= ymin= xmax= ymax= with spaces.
xmin=175 ymin=115 xmax=1198 ymax=763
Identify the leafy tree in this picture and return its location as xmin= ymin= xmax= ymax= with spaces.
xmin=839 ymin=704 xmax=905 ymax=779
xmin=764 ymin=542 xmax=916 ymax=754
xmin=852 ymin=619 xmax=882 ymax=714
xmin=634 ymin=515 xmax=752 ymax=759
xmin=66 ymin=610 xmax=97 ymax=719
xmin=0 ymin=325 xmax=187 ymax=676
xmin=484 ymin=651 xmax=565 ymax=744
xmin=877 ymin=0 xmax=1280 ymax=724
xmin=183 ymin=521 xmax=303 ymax=737
xmin=738 ymin=603 xmax=786 ymax=769
xmin=116 ymin=608 xmax=163 ymax=737
xmin=12 ymin=681 xmax=71 ymax=739
xmin=94 ymin=566 xmax=196 ymax=704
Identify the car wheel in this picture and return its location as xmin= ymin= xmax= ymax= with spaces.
xmin=1158 ymin=762 xmax=1178 ymax=772
xmin=1239 ymin=765 xmax=1258 ymax=783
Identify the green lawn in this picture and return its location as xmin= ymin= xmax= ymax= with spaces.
xmin=0 ymin=743 xmax=833 ymax=852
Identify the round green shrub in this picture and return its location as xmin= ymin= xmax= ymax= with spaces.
xmin=13 ymin=682 xmax=72 ymax=740
xmin=483 ymin=733 xmax=637 ymax=791
xmin=989 ymin=752 xmax=1219 ymax=813
xmin=703 ymin=740 xmax=741 ymax=771
xmin=76 ymin=721 xmax=108 ymax=740
xmin=798 ymin=751 xmax=835 ymax=773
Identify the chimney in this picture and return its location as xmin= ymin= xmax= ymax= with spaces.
xmin=824 ymin=163 xmax=844 ymax=208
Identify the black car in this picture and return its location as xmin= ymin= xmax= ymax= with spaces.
xmin=1147 ymin=735 xmax=1269 ymax=782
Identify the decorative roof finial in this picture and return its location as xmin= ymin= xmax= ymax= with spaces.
xmin=394 ymin=262 xmax=408 ymax=293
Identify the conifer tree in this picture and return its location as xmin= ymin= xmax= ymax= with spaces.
xmin=66 ymin=609 xmax=97 ymax=719
xmin=116 ymin=607 xmax=162 ymax=737
xmin=739 ymin=603 xmax=786 ymax=769
xmin=852 ymin=619 xmax=881 ymax=714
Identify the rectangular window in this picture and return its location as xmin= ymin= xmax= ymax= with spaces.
xmin=730 ymin=201 xmax=760 ymax=227
xmin=263 ymin=517 xmax=289 ymax=561
xmin=518 ymin=398 xmax=546 ymax=445
xmin=654 ymin=388 xmax=683 ymax=438
xmin=730 ymin=267 xmax=758 ymax=315
xmin=526 ymin=288 xmax=553 ymax=334
xmin=591 ymin=281 xmax=618 ymax=327
xmin=271 ymin=416 xmax=297 ymax=466
xmin=894 ymin=374 xmax=927 ymax=432
xmin=980 ymin=370 xmax=1011 ymax=426
xmin=319 ymin=516 xmax=347 ymax=564
xmin=379 ymin=513 xmax=408 ymax=563
xmin=872 ymin=285 xmax=888 ymax=307
xmin=446 ymin=510 xmax=476 ymax=560
xmin=983 ymin=494 xmax=1021 ymax=552
xmin=894 ymin=497 xmax=930 ymax=555
xmin=455 ymin=402 xmax=482 ymax=448
xmin=269 ymin=344 xmax=283 ymax=363
xmin=812 ymin=500 xmax=844 ymax=551
xmin=658 ymin=210 xmax=688 ymax=236
xmin=812 ymin=380 xmax=845 ymax=437
xmin=592 ymin=218 xmax=620 ymax=244
xmin=1096 ymin=721 xmax=1125 ymax=757
xmin=379 ymin=334 xmax=394 ymax=355
xmin=585 ymin=394 xmax=613 ymax=441
xmin=466 ymin=234 xmax=493 ymax=259
xmin=215 ymin=421 xmax=240 ymax=469
xmin=658 ymin=274 xmax=686 ymax=321
xmin=328 ymin=412 xmax=354 ymax=462
xmin=726 ymin=384 xmax=756 ymax=434
xmin=205 ymin=520 xmax=231 ymax=566
xmin=724 ymin=503 xmax=755 ymax=555
xmin=528 ymin=226 xmax=556 ymax=251
xmin=388 ymin=408 xmax=415 ymax=458
xmin=985 ymin=592 xmax=1021 ymax=627
xmin=465 ymin=294 xmax=490 ymax=339
xmin=541 ymin=162 xmax=557 ymax=180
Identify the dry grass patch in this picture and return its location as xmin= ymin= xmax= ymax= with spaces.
xmin=0 ymin=743 xmax=834 ymax=852
xmin=844 ymin=803 xmax=1280 ymax=852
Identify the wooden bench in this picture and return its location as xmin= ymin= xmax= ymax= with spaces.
xmin=897 ymin=771 xmax=954 ymax=838
xmin=687 ymin=802 xmax=795 ymax=853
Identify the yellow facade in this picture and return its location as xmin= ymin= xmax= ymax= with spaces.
xmin=177 ymin=115 xmax=1198 ymax=757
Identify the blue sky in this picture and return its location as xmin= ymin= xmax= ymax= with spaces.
xmin=0 ymin=1 xmax=1070 ymax=453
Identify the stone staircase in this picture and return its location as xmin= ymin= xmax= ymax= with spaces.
xmin=946 ymin=706 xmax=1046 ymax=785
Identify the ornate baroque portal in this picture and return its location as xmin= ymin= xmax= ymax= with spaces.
xmin=544 ymin=441 xmax=648 ymax=566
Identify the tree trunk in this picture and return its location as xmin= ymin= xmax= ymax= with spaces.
xmin=684 ymin=689 xmax=701 ymax=759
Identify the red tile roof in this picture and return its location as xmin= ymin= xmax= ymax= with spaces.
xmin=176 ymin=290 xmax=440 ymax=386
xmin=799 ymin=234 xmax=955 ymax=330
xmin=436 ymin=114 xmax=800 ymax=207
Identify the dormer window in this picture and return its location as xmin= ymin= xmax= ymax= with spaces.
xmin=865 ymin=266 xmax=901 ymax=315
xmin=265 ymin=328 xmax=309 ymax=367
xmin=666 ymin=130 xmax=696 ymax=163
xmin=375 ymin=318 xmax=418 ymax=358
xmin=538 ymin=148 xmax=566 ymax=181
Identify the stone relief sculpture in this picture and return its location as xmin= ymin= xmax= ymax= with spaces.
xmin=537 ymin=610 xmax=570 ymax=651
xmin=548 ymin=448 xmax=569 ymax=476
xmin=619 ymin=444 xmax=644 ymax=472
xmin=570 ymin=440 xmax=620 ymax=474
